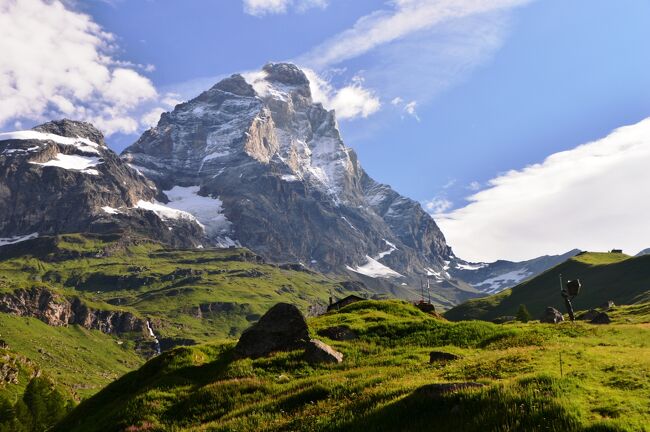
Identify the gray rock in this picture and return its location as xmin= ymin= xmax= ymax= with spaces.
xmin=577 ymin=309 xmax=599 ymax=321
xmin=234 ymin=303 xmax=309 ymax=359
xmin=590 ymin=312 xmax=611 ymax=325
xmin=540 ymin=307 xmax=564 ymax=324
xmin=304 ymin=339 xmax=343 ymax=364
xmin=0 ymin=287 xmax=147 ymax=334
xmin=429 ymin=351 xmax=460 ymax=363
xmin=0 ymin=119 xmax=205 ymax=248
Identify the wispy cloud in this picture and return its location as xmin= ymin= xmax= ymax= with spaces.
xmin=298 ymin=0 xmax=532 ymax=69
xmin=0 ymin=0 xmax=160 ymax=136
xmin=243 ymin=0 xmax=328 ymax=16
xmin=436 ymin=118 xmax=650 ymax=262
xmin=296 ymin=0 xmax=533 ymax=121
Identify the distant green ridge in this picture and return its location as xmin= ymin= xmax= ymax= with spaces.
xmin=445 ymin=252 xmax=650 ymax=321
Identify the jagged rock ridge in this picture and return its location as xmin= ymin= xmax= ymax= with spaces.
xmin=122 ymin=63 xmax=476 ymax=304
xmin=0 ymin=119 xmax=206 ymax=247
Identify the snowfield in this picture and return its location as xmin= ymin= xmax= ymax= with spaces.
xmin=31 ymin=153 xmax=103 ymax=175
xmin=347 ymin=255 xmax=403 ymax=279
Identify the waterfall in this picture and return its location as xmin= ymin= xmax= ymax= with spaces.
xmin=146 ymin=320 xmax=161 ymax=355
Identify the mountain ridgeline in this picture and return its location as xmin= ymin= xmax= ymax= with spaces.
xmin=0 ymin=63 xmax=487 ymax=305
xmin=122 ymin=63 xmax=460 ymax=299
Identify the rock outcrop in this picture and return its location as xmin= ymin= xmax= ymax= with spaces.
xmin=429 ymin=351 xmax=460 ymax=363
xmin=0 ymin=287 xmax=146 ymax=334
xmin=590 ymin=312 xmax=611 ymax=325
xmin=304 ymin=339 xmax=343 ymax=364
xmin=540 ymin=307 xmax=564 ymax=324
xmin=0 ymin=119 xmax=205 ymax=248
xmin=234 ymin=302 xmax=310 ymax=358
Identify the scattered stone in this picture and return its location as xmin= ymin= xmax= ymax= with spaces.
xmin=577 ymin=309 xmax=599 ymax=321
xmin=492 ymin=316 xmax=516 ymax=324
xmin=415 ymin=302 xmax=436 ymax=314
xmin=304 ymin=339 xmax=343 ymax=364
xmin=429 ymin=351 xmax=460 ymax=363
xmin=415 ymin=382 xmax=484 ymax=398
xmin=317 ymin=326 xmax=358 ymax=341
xmin=234 ymin=303 xmax=309 ymax=359
xmin=590 ymin=312 xmax=611 ymax=325
xmin=540 ymin=307 xmax=564 ymax=324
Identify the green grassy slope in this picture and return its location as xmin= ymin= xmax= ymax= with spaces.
xmin=0 ymin=233 xmax=361 ymax=342
xmin=0 ymin=233 xmax=366 ymax=401
xmin=445 ymin=252 xmax=650 ymax=322
xmin=0 ymin=315 xmax=143 ymax=401
xmin=56 ymin=300 xmax=650 ymax=432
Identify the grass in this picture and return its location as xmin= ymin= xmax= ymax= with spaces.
xmin=0 ymin=233 xmax=366 ymax=402
xmin=0 ymin=315 xmax=143 ymax=401
xmin=445 ymin=252 xmax=650 ymax=321
xmin=56 ymin=300 xmax=650 ymax=432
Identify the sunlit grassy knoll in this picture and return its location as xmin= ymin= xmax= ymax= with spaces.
xmin=56 ymin=300 xmax=650 ymax=432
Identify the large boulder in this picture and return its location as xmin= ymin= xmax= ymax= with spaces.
xmin=304 ymin=339 xmax=343 ymax=364
xmin=590 ymin=312 xmax=611 ymax=325
xmin=234 ymin=303 xmax=309 ymax=359
xmin=429 ymin=351 xmax=460 ymax=363
xmin=540 ymin=307 xmax=564 ymax=324
xmin=577 ymin=309 xmax=599 ymax=321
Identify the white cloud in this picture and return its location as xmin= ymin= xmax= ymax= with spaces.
xmin=243 ymin=0 xmax=327 ymax=16
xmin=423 ymin=197 xmax=453 ymax=215
xmin=299 ymin=0 xmax=532 ymax=69
xmin=436 ymin=118 xmax=650 ymax=262
xmin=302 ymin=69 xmax=381 ymax=120
xmin=0 ymin=0 xmax=158 ymax=135
xmin=404 ymin=101 xmax=420 ymax=121
xmin=296 ymin=0 xmax=534 ymax=123
xmin=467 ymin=181 xmax=482 ymax=191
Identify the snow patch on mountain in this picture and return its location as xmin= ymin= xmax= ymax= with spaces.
xmin=475 ymin=269 xmax=533 ymax=294
xmin=347 ymin=256 xmax=403 ymax=279
xmin=162 ymin=186 xmax=232 ymax=239
xmin=136 ymin=199 xmax=199 ymax=224
xmin=455 ymin=262 xmax=488 ymax=271
xmin=0 ymin=233 xmax=39 ymax=247
xmin=0 ymin=130 xmax=101 ymax=154
xmin=375 ymin=239 xmax=398 ymax=260
xmin=31 ymin=154 xmax=102 ymax=175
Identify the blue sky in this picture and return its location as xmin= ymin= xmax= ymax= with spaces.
xmin=1 ymin=0 xmax=649 ymax=260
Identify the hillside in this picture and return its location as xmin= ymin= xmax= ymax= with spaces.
xmin=0 ymin=233 xmax=368 ymax=400
xmin=55 ymin=300 xmax=650 ymax=432
xmin=445 ymin=252 xmax=650 ymax=322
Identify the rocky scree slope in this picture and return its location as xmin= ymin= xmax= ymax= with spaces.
xmin=122 ymin=63 xmax=476 ymax=304
xmin=0 ymin=119 xmax=205 ymax=248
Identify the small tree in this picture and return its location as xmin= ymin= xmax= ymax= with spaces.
xmin=517 ymin=304 xmax=531 ymax=323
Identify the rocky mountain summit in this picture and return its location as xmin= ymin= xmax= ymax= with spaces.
xmin=122 ymin=63 xmax=475 ymax=304
xmin=0 ymin=119 xmax=205 ymax=247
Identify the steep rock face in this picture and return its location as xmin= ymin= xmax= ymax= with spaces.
xmin=123 ymin=63 xmax=475 ymax=303
xmin=0 ymin=120 xmax=205 ymax=247
xmin=0 ymin=287 xmax=146 ymax=334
